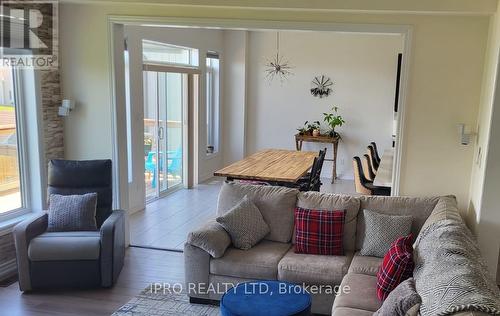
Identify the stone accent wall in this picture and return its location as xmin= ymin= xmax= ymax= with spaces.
xmin=0 ymin=232 xmax=17 ymax=280
xmin=41 ymin=69 xmax=64 ymax=166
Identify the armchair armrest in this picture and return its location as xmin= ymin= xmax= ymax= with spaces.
xmin=186 ymin=219 xmax=231 ymax=258
xmin=100 ymin=210 xmax=125 ymax=287
xmin=13 ymin=212 xmax=48 ymax=291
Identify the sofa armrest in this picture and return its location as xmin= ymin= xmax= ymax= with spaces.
xmin=184 ymin=243 xmax=211 ymax=299
xmin=186 ymin=219 xmax=231 ymax=258
xmin=100 ymin=209 xmax=125 ymax=287
xmin=13 ymin=212 xmax=48 ymax=291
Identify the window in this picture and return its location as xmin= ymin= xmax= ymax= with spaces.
xmin=142 ymin=40 xmax=198 ymax=67
xmin=206 ymin=52 xmax=220 ymax=155
xmin=0 ymin=66 xmax=25 ymax=214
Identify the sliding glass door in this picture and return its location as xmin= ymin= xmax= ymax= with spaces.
xmin=144 ymin=71 xmax=186 ymax=201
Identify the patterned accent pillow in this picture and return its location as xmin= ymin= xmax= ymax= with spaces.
xmin=216 ymin=195 xmax=270 ymax=250
xmin=360 ymin=209 xmax=412 ymax=257
xmin=294 ymin=207 xmax=345 ymax=255
xmin=47 ymin=193 xmax=98 ymax=232
xmin=377 ymin=234 xmax=414 ymax=301
xmin=374 ymin=278 xmax=421 ymax=315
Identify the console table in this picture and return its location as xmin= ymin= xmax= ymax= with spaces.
xmin=295 ymin=133 xmax=340 ymax=183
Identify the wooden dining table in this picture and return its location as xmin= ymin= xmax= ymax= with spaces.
xmin=214 ymin=149 xmax=318 ymax=183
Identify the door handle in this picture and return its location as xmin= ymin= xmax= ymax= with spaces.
xmin=158 ymin=126 xmax=164 ymax=140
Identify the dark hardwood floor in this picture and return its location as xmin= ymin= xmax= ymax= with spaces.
xmin=0 ymin=248 xmax=184 ymax=316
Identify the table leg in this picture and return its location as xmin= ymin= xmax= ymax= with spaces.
xmin=332 ymin=142 xmax=338 ymax=184
xmin=295 ymin=140 xmax=303 ymax=151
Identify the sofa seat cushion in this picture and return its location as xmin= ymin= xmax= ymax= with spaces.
xmin=332 ymin=307 xmax=374 ymax=316
xmin=278 ymin=248 xmax=353 ymax=285
xmin=210 ymin=240 xmax=291 ymax=280
xmin=332 ymin=273 xmax=382 ymax=312
xmin=28 ymin=231 xmax=101 ymax=261
xmin=348 ymin=252 xmax=382 ymax=276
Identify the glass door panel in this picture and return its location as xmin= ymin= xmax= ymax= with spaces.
xmin=143 ymin=71 xmax=159 ymax=201
xmin=165 ymin=73 xmax=183 ymax=189
xmin=143 ymin=70 xmax=185 ymax=201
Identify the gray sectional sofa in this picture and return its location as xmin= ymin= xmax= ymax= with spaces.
xmin=184 ymin=182 xmax=499 ymax=315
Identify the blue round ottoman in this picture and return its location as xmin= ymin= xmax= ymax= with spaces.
xmin=220 ymin=280 xmax=311 ymax=316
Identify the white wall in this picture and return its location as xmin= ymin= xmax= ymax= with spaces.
xmin=467 ymin=3 xmax=500 ymax=281
xmin=60 ymin=3 xmax=490 ymax=263
xmin=246 ymin=31 xmax=402 ymax=179
xmin=222 ymin=30 xmax=248 ymax=165
xmin=124 ymin=26 xmax=225 ymax=212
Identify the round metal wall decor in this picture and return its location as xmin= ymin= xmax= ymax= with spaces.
xmin=311 ymin=75 xmax=333 ymax=98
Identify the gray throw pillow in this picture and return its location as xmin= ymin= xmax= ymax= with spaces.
xmin=47 ymin=193 xmax=98 ymax=232
xmin=187 ymin=220 xmax=231 ymax=258
xmin=360 ymin=209 xmax=412 ymax=257
xmin=216 ymin=195 xmax=270 ymax=250
xmin=373 ymin=278 xmax=422 ymax=316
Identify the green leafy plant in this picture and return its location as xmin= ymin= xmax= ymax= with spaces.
xmin=323 ymin=106 xmax=345 ymax=137
xmin=297 ymin=120 xmax=321 ymax=135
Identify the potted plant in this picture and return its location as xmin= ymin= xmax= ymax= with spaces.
xmin=323 ymin=106 xmax=345 ymax=138
xmin=308 ymin=121 xmax=321 ymax=136
xmin=297 ymin=121 xmax=309 ymax=135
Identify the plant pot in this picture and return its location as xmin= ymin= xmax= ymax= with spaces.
xmin=312 ymin=129 xmax=320 ymax=137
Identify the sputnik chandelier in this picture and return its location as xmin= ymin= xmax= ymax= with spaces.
xmin=264 ymin=32 xmax=293 ymax=83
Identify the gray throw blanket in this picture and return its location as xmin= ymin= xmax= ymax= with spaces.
xmin=413 ymin=219 xmax=500 ymax=316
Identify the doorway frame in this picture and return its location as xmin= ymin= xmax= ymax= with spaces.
xmin=108 ymin=16 xmax=412 ymax=211
xmin=142 ymin=63 xmax=200 ymax=202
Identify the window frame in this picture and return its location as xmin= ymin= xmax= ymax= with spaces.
xmin=142 ymin=40 xmax=198 ymax=68
xmin=205 ymin=52 xmax=220 ymax=157
xmin=0 ymin=67 xmax=31 ymax=221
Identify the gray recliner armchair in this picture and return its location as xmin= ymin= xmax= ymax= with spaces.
xmin=13 ymin=159 xmax=125 ymax=291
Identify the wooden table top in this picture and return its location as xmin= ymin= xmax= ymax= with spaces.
xmin=214 ymin=149 xmax=318 ymax=183
xmin=373 ymin=148 xmax=394 ymax=187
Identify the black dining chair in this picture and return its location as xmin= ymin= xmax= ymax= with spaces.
xmin=289 ymin=149 xmax=326 ymax=192
xmin=370 ymin=142 xmax=382 ymax=163
xmin=361 ymin=154 xmax=376 ymax=182
xmin=352 ymin=156 xmax=390 ymax=196
xmin=367 ymin=145 xmax=380 ymax=172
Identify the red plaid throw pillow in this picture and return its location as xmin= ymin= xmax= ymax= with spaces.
xmin=294 ymin=207 xmax=345 ymax=255
xmin=376 ymin=234 xmax=414 ymax=301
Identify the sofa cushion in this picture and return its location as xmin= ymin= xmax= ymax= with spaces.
xmin=217 ymin=182 xmax=298 ymax=243
xmin=332 ymin=273 xmax=382 ymax=312
xmin=332 ymin=307 xmax=374 ymax=316
xmin=417 ymin=196 xmax=461 ymax=239
xmin=374 ymin=278 xmax=421 ymax=316
xmin=187 ymin=219 xmax=231 ymax=258
xmin=294 ymin=207 xmax=345 ymax=255
xmin=296 ymin=192 xmax=360 ymax=251
xmin=377 ymin=234 xmax=414 ymax=300
xmin=348 ymin=252 xmax=382 ymax=276
xmin=216 ymin=196 xmax=270 ymax=250
xmin=47 ymin=193 xmax=98 ymax=232
xmin=28 ymin=231 xmax=101 ymax=261
xmin=360 ymin=209 xmax=412 ymax=258
xmin=356 ymin=196 xmax=440 ymax=250
xmin=210 ymin=240 xmax=291 ymax=280
xmin=278 ymin=248 xmax=353 ymax=285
